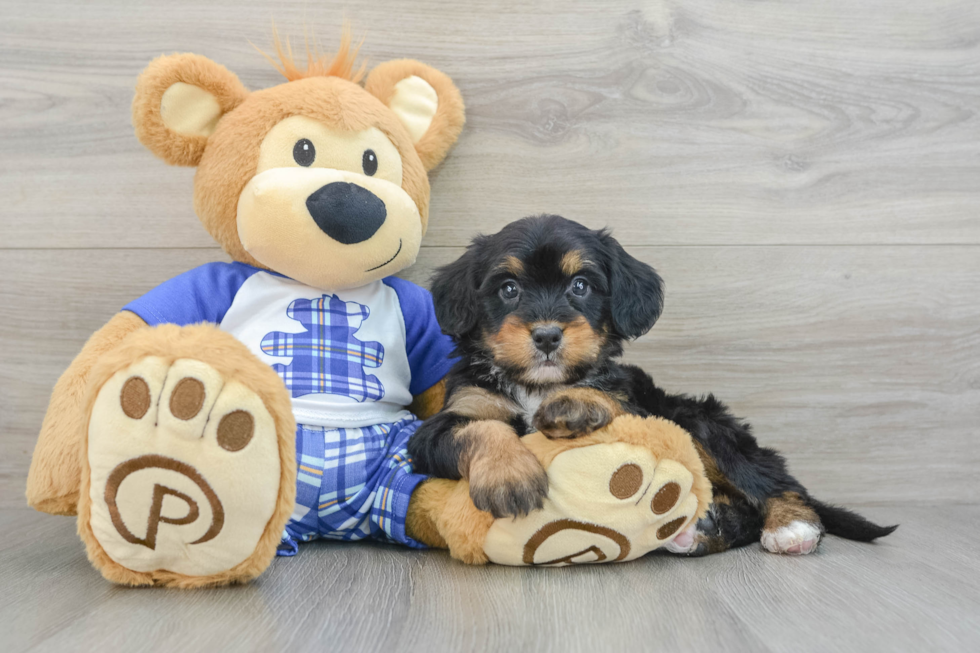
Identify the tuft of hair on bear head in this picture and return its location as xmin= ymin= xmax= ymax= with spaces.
xmin=253 ymin=21 xmax=367 ymax=83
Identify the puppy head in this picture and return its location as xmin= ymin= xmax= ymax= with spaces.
xmin=432 ymin=215 xmax=664 ymax=387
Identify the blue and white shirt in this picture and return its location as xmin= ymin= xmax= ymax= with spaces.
xmin=124 ymin=262 xmax=455 ymax=429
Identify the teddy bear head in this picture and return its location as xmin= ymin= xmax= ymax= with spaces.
xmin=132 ymin=34 xmax=464 ymax=291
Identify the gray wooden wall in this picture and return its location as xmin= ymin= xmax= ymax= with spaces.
xmin=2 ymin=0 xmax=978 ymax=509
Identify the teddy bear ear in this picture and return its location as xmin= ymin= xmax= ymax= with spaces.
xmin=132 ymin=53 xmax=249 ymax=166
xmin=364 ymin=60 xmax=465 ymax=171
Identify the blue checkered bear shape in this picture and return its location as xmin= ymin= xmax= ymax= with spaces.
xmin=261 ymin=295 xmax=385 ymax=402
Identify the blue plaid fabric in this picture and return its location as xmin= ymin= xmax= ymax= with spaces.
xmin=278 ymin=415 xmax=427 ymax=555
xmin=261 ymin=294 xmax=385 ymax=402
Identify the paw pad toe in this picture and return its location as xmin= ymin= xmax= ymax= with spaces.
xmin=651 ymin=482 xmax=681 ymax=515
xmin=608 ymin=463 xmax=643 ymax=499
xmin=120 ymin=377 xmax=151 ymax=419
xmin=656 ymin=517 xmax=687 ymax=540
xmin=170 ymin=377 xmax=205 ymax=420
xmin=217 ymin=410 xmax=255 ymax=452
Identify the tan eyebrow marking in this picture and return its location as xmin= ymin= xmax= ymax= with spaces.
xmin=560 ymin=250 xmax=594 ymax=276
xmin=498 ymin=256 xmax=524 ymax=275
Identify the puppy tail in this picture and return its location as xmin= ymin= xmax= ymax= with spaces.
xmin=810 ymin=499 xmax=898 ymax=542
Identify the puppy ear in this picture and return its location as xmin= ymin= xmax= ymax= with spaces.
xmin=430 ymin=245 xmax=481 ymax=338
xmin=132 ymin=53 xmax=249 ymax=166
xmin=364 ymin=60 xmax=465 ymax=171
xmin=604 ymin=235 xmax=664 ymax=339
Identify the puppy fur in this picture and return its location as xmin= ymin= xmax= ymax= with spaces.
xmin=408 ymin=215 xmax=897 ymax=553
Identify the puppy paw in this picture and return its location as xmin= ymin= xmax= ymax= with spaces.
xmin=532 ymin=388 xmax=621 ymax=439
xmin=761 ymin=520 xmax=822 ymax=555
xmin=468 ymin=444 xmax=549 ymax=519
xmin=761 ymin=492 xmax=823 ymax=555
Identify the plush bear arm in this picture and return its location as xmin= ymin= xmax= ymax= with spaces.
xmin=26 ymin=311 xmax=148 ymax=515
xmin=408 ymin=377 xmax=447 ymax=420
xmin=406 ymin=477 xmax=494 ymax=562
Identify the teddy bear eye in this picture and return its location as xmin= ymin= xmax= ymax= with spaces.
xmin=293 ymin=139 xmax=315 ymax=167
xmin=362 ymin=149 xmax=378 ymax=176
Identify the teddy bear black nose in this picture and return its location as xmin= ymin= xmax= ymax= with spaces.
xmin=305 ymin=182 xmax=387 ymax=244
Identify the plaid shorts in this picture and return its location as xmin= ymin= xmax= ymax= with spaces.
xmin=277 ymin=415 xmax=427 ymax=556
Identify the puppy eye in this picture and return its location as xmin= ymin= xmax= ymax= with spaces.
xmin=500 ymin=280 xmax=520 ymax=301
xmin=293 ymin=139 xmax=315 ymax=167
xmin=571 ymin=277 xmax=590 ymax=297
xmin=362 ymin=149 xmax=378 ymax=176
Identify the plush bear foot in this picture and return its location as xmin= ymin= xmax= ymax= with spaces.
xmin=481 ymin=416 xmax=711 ymax=566
xmin=77 ymin=325 xmax=295 ymax=588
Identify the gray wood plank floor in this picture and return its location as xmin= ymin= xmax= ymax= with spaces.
xmin=2 ymin=506 xmax=977 ymax=653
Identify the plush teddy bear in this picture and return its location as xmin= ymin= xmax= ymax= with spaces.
xmin=25 ymin=33 xmax=711 ymax=587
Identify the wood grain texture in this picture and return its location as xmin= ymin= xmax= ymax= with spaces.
xmin=1 ymin=0 xmax=979 ymax=248
xmin=2 ymin=246 xmax=977 ymax=507
xmin=1 ymin=505 xmax=978 ymax=653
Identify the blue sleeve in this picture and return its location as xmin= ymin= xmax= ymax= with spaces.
xmin=383 ymin=277 xmax=458 ymax=395
xmin=123 ymin=262 xmax=260 ymax=326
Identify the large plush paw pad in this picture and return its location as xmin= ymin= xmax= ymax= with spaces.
xmin=761 ymin=520 xmax=822 ymax=555
xmin=482 ymin=440 xmax=700 ymax=565
xmin=87 ymin=357 xmax=281 ymax=577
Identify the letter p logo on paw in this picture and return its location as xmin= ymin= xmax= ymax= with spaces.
xmin=104 ymin=454 xmax=224 ymax=550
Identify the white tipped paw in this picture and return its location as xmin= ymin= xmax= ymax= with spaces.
xmin=87 ymin=357 xmax=282 ymax=576
xmin=761 ymin=520 xmax=822 ymax=555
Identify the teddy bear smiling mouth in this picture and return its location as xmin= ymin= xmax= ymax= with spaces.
xmin=365 ymin=238 xmax=402 ymax=272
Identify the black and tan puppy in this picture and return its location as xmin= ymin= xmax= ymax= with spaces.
xmin=408 ymin=215 xmax=896 ymax=555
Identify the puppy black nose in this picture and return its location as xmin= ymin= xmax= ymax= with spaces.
xmin=306 ymin=182 xmax=387 ymax=244
xmin=531 ymin=325 xmax=563 ymax=354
